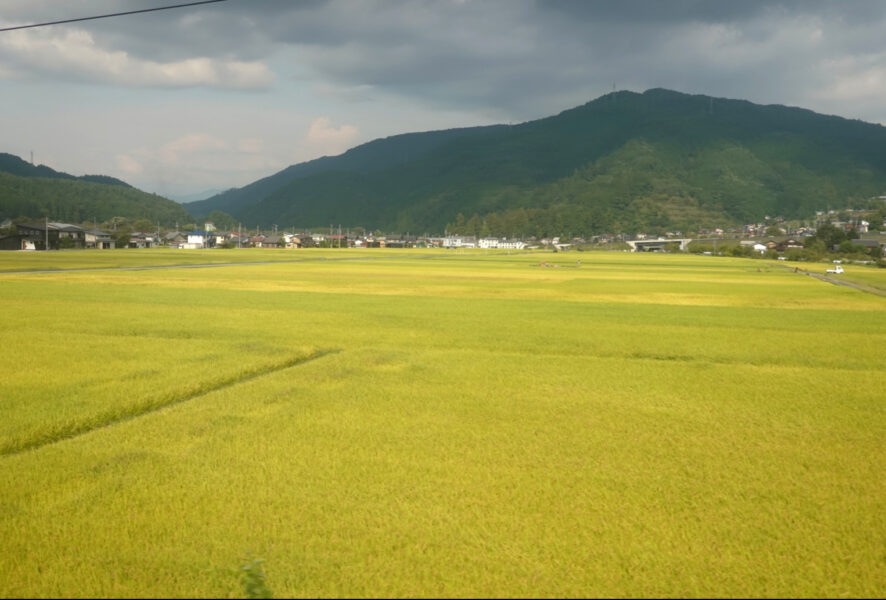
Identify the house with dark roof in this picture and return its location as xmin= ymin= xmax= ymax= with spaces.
xmin=85 ymin=229 xmax=115 ymax=249
xmin=850 ymin=238 xmax=884 ymax=255
xmin=256 ymin=235 xmax=283 ymax=248
xmin=128 ymin=232 xmax=157 ymax=249
xmin=0 ymin=231 xmax=37 ymax=250
xmin=165 ymin=231 xmax=186 ymax=247
xmin=4 ymin=222 xmax=85 ymax=250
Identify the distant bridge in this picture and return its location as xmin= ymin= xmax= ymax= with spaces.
xmin=625 ymin=238 xmax=692 ymax=252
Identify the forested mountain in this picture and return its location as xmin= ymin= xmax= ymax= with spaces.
xmin=185 ymin=125 xmax=505 ymax=218
xmin=0 ymin=154 xmax=193 ymax=225
xmin=191 ymin=88 xmax=886 ymax=236
xmin=0 ymin=153 xmax=133 ymax=188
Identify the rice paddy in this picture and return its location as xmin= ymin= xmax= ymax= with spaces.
xmin=0 ymin=249 xmax=884 ymax=598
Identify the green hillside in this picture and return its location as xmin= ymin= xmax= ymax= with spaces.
xmin=185 ymin=125 xmax=505 ymax=219
xmin=192 ymin=88 xmax=886 ymax=235
xmin=0 ymin=153 xmax=133 ymax=188
xmin=0 ymin=168 xmax=193 ymax=226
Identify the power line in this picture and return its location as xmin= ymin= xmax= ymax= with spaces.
xmin=0 ymin=0 xmax=230 ymax=33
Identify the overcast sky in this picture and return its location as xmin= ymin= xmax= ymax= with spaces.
xmin=2 ymin=0 xmax=885 ymax=200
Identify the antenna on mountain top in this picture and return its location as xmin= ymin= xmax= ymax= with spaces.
xmin=30 ymin=150 xmax=34 ymax=165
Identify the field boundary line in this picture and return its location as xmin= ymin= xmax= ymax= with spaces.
xmin=0 ymin=249 xmax=536 ymax=274
xmin=0 ymin=348 xmax=340 ymax=458
xmin=780 ymin=264 xmax=886 ymax=297
xmin=0 ymin=256 xmax=384 ymax=275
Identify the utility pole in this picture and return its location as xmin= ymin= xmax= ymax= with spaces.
xmin=45 ymin=216 xmax=49 ymax=251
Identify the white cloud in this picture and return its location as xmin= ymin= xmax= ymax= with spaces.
xmin=0 ymin=27 xmax=273 ymax=89
xmin=115 ymin=154 xmax=143 ymax=175
xmin=238 ymin=138 xmax=264 ymax=154
xmin=816 ymin=54 xmax=886 ymax=102
xmin=305 ymin=117 xmax=359 ymax=157
xmin=158 ymin=134 xmax=228 ymax=164
xmin=110 ymin=126 xmax=296 ymax=196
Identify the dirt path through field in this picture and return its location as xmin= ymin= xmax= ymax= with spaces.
xmin=785 ymin=265 xmax=886 ymax=298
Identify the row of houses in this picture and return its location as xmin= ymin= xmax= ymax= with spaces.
xmin=6 ymin=221 xmax=880 ymax=253
xmin=740 ymin=237 xmax=886 ymax=254
xmin=0 ymin=222 xmax=116 ymax=251
xmin=442 ymin=236 xmax=528 ymax=249
xmin=174 ymin=231 xmax=530 ymax=250
xmin=740 ymin=238 xmax=805 ymax=253
xmin=170 ymin=231 xmax=321 ymax=249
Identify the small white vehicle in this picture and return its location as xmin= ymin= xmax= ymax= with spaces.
xmin=826 ymin=265 xmax=844 ymax=274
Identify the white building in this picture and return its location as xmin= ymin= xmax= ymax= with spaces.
xmin=183 ymin=232 xmax=206 ymax=249
xmin=442 ymin=236 xmax=476 ymax=248
xmin=479 ymin=237 xmax=526 ymax=250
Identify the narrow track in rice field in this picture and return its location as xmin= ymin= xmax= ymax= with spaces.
xmin=0 ymin=348 xmax=340 ymax=458
xmin=783 ymin=265 xmax=886 ymax=298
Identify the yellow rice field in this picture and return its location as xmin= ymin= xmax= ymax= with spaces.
xmin=0 ymin=249 xmax=884 ymax=598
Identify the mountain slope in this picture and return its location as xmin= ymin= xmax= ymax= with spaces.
xmin=186 ymin=125 xmax=505 ymax=219
xmin=0 ymin=156 xmax=193 ymax=225
xmin=0 ymin=153 xmax=133 ymax=188
xmin=163 ymin=89 xmax=886 ymax=234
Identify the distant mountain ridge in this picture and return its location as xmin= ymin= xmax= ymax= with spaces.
xmin=0 ymin=153 xmax=133 ymax=188
xmin=0 ymin=153 xmax=193 ymax=225
xmin=191 ymin=88 xmax=886 ymax=236
xmin=185 ymin=125 xmax=506 ymax=218
xmin=173 ymin=188 xmax=229 ymax=204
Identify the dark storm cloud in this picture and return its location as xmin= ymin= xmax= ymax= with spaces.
xmin=3 ymin=0 xmax=886 ymax=122
xmin=539 ymin=0 xmax=886 ymax=24
xmin=539 ymin=0 xmax=780 ymax=23
xmin=211 ymin=0 xmax=886 ymax=121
